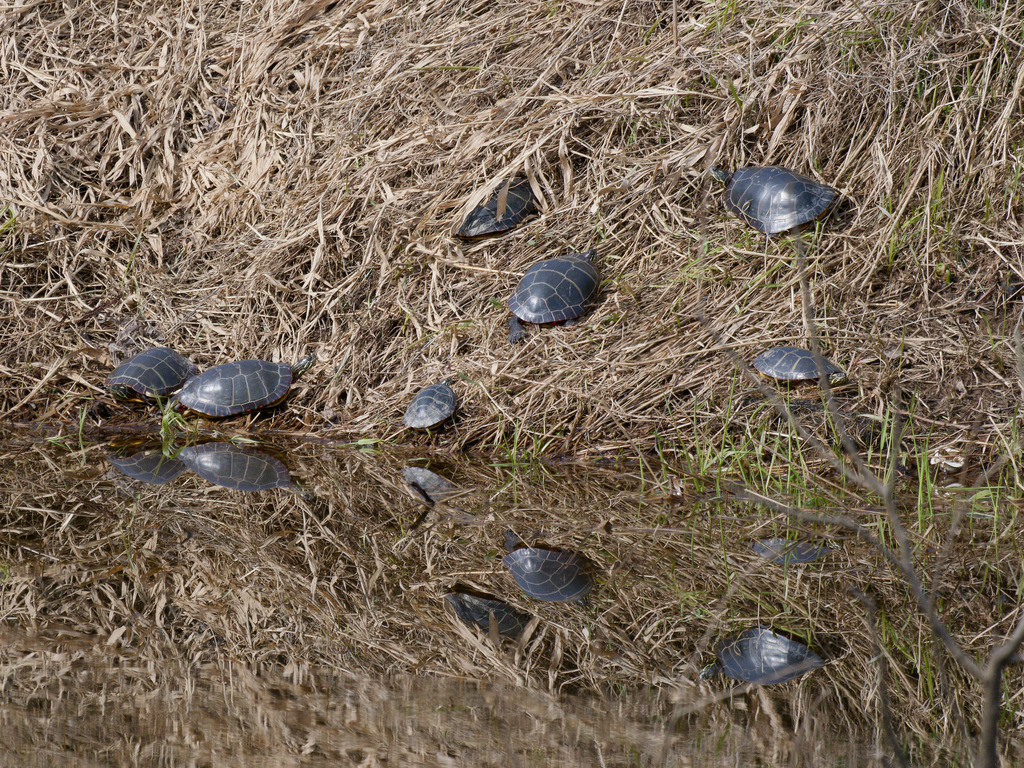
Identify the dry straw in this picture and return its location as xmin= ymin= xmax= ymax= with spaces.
xmin=0 ymin=0 xmax=1021 ymax=464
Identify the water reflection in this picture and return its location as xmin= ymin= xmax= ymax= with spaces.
xmin=1 ymin=431 xmax=1019 ymax=765
xmin=107 ymin=443 xmax=188 ymax=485
xmin=107 ymin=439 xmax=294 ymax=492
xmin=178 ymin=441 xmax=292 ymax=491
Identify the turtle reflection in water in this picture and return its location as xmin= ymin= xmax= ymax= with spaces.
xmin=457 ymin=177 xmax=537 ymax=238
xmin=507 ymin=250 xmax=600 ymax=344
xmin=701 ymin=627 xmax=825 ymax=685
xmin=108 ymin=444 xmax=188 ymax=485
xmin=710 ymin=165 xmax=837 ymax=235
xmin=503 ymin=537 xmax=594 ymax=603
xmin=751 ymin=538 xmax=831 ymax=565
xmin=402 ymin=466 xmax=458 ymax=504
xmin=444 ymin=590 xmax=531 ymax=639
xmin=177 ymin=442 xmax=291 ymax=491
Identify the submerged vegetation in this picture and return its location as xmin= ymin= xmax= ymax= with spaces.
xmin=1 ymin=0 xmax=1023 ymax=763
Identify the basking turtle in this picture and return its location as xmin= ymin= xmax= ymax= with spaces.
xmin=403 ymin=380 xmax=456 ymax=430
xmin=105 ymin=347 xmax=198 ymax=402
xmin=177 ymin=442 xmax=291 ymax=491
xmin=700 ymin=627 xmax=825 ymax=685
xmin=751 ymin=538 xmax=831 ymax=565
xmin=457 ymin=177 xmax=537 ymax=238
xmin=503 ymin=543 xmax=593 ymax=603
xmin=752 ymin=346 xmax=847 ymax=385
xmin=507 ymin=250 xmax=600 ymax=344
xmin=710 ymin=165 xmax=836 ymax=235
xmin=172 ymin=355 xmax=315 ymax=418
xmin=444 ymin=590 xmax=531 ymax=638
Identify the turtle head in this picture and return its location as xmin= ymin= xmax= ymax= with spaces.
xmin=291 ymin=354 xmax=317 ymax=378
xmin=709 ymin=166 xmax=732 ymax=185
xmin=698 ymin=662 xmax=722 ymax=681
xmin=827 ymin=371 xmax=849 ymax=387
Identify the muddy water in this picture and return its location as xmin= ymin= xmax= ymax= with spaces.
xmin=0 ymin=430 xmax=1018 ymax=765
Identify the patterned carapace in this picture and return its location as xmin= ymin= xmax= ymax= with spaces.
xmin=706 ymin=627 xmax=825 ymax=685
xmin=711 ymin=165 xmax=836 ymax=235
xmin=503 ymin=546 xmax=593 ymax=602
xmin=105 ymin=347 xmax=198 ymax=401
xmin=752 ymin=346 xmax=847 ymax=385
xmin=172 ymin=355 xmax=314 ymax=417
xmin=178 ymin=441 xmax=291 ymax=491
xmin=457 ymin=177 xmax=537 ymax=238
xmin=403 ymin=380 xmax=457 ymax=429
xmin=507 ymin=250 xmax=599 ymax=344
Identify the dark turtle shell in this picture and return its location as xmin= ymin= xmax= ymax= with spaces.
xmin=752 ymin=346 xmax=847 ymax=385
xmin=107 ymin=445 xmax=188 ymax=485
xmin=711 ymin=165 xmax=836 ymax=235
xmin=403 ymin=381 xmax=456 ymax=429
xmin=177 ymin=442 xmax=291 ymax=491
xmin=402 ymin=466 xmax=458 ymax=503
xmin=751 ymin=538 xmax=831 ymax=565
xmin=503 ymin=546 xmax=593 ymax=602
xmin=105 ymin=347 xmax=198 ymax=402
xmin=172 ymin=355 xmax=314 ymax=417
xmin=444 ymin=590 xmax=531 ymax=638
xmin=507 ymin=251 xmax=600 ymax=344
xmin=457 ymin=177 xmax=537 ymax=238
xmin=707 ymin=627 xmax=825 ymax=685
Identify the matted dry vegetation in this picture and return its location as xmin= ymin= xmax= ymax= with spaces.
xmin=1 ymin=0 xmax=1023 ymax=462
xmin=3 ymin=0 xmax=1024 ymax=763
xmin=1 ymin=435 xmax=1022 ymax=763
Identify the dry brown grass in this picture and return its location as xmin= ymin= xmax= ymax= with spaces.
xmin=2 ymin=0 xmax=1024 ymax=762
xmin=1 ymin=434 xmax=1022 ymax=763
xmin=1 ymin=0 xmax=1022 ymax=465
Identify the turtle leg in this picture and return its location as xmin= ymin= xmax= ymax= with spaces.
xmin=508 ymin=316 xmax=527 ymax=344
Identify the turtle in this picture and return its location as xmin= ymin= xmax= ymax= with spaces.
xmin=507 ymin=250 xmax=600 ymax=344
xmin=403 ymin=380 xmax=456 ymax=430
xmin=171 ymin=355 xmax=315 ymax=418
xmin=503 ymin=544 xmax=593 ymax=603
xmin=444 ymin=590 xmax=532 ymax=638
xmin=105 ymin=347 xmax=199 ymax=402
xmin=177 ymin=442 xmax=291 ymax=491
xmin=107 ymin=444 xmax=188 ymax=485
xmin=752 ymin=346 xmax=847 ymax=385
xmin=700 ymin=627 xmax=825 ymax=685
xmin=457 ymin=177 xmax=537 ymax=238
xmin=710 ymin=165 xmax=836 ymax=235
xmin=402 ymin=466 xmax=459 ymax=504
xmin=751 ymin=538 xmax=831 ymax=565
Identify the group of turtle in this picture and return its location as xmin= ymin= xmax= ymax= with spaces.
xmin=104 ymin=346 xmax=316 ymax=417
xmin=102 ymin=164 xmax=840 ymax=684
xmin=401 ymin=165 xmax=847 ymax=431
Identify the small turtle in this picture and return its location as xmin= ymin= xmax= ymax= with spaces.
xmin=752 ymin=346 xmax=847 ymax=385
xmin=105 ymin=347 xmax=198 ymax=402
xmin=503 ymin=544 xmax=593 ymax=603
xmin=507 ymin=250 xmax=600 ymax=344
xmin=457 ymin=177 xmax=537 ymax=238
xmin=751 ymin=538 xmax=831 ymax=565
xmin=403 ymin=380 xmax=456 ymax=430
xmin=700 ymin=627 xmax=825 ymax=685
xmin=107 ymin=444 xmax=188 ymax=485
xmin=177 ymin=442 xmax=291 ymax=491
xmin=402 ymin=466 xmax=458 ymax=504
xmin=172 ymin=355 xmax=315 ymax=418
xmin=444 ymin=590 xmax=532 ymax=638
xmin=710 ymin=165 xmax=836 ymax=235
